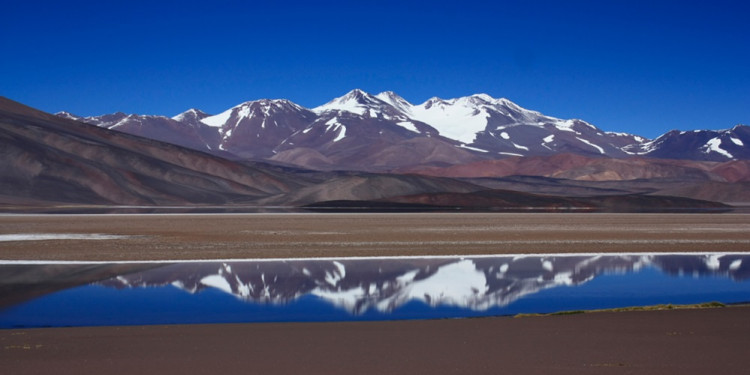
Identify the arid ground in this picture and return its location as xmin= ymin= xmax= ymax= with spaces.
xmin=2 ymin=213 xmax=750 ymax=374
xmin=1 ymin=213 xmax=750 ymax=260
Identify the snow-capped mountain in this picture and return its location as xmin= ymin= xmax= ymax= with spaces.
xmin=58 ymin=111 xmax=129 ymax=126
xmin=199 ymin=99 xmax=316 ymax=158
xmin=99 ymin=254 xmax=749 ymax=314
xmin=376 ymin=90 xmax=645 ymax=157
xmin=267 ymin=91 xmax=452 ymax=169
xmin=0 ymin=97 xmax=305 ymax=206
xmin=172 ymin=108 xmax=210 ymax=126
xmin=56 ymin=90 xmax=749 ymax=171
xmin=315 ymin=89 xmax=403 ymax=118
xmin=632 ymin=125 xmax=750 ymax=161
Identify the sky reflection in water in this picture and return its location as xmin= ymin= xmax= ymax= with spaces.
xmin=1 ymin=253 xmax=749 ymax=328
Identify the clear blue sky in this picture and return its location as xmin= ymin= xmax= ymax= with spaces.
xmin=2 ymin=0 xmax=748 ymax=138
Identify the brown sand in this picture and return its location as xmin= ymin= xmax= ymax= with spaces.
xmin=2 ymin=213 xmax=750 ymax=260
xmin=2 ymin=213 xmax=750 ymax=374
xmin=2 ymin=306 xmax=749 ymax=375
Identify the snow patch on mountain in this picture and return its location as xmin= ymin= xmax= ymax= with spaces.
xmin=555 ymin=119 xmax=582 ymax=134
xmin=702 ymin=138 xmax=733 ymax=159
xmin=409 ymin=97 xmax=491 ymax=143
xmin=396 ymin=121 xmax=419 ymax=133
xmin=459 ymin=144 xmax=490 ymax=153
xmin=608 ymin=131 xmax=646 ymax=143
xmin=512 ymin=142 xmax=529 ymax=151
xmin=201 ymin=108 xmax=233 ymax=128
xmin=333 ymin=127 xmax=347 ymax=142
xmin=577 ymin=137 xmax=605 ymax=154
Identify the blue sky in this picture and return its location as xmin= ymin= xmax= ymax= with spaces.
xmin=2 ymin=0 xmax=748 ymax=138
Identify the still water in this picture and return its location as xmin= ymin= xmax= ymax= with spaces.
xmin=1 ymin=253 xmax=749 ymax=328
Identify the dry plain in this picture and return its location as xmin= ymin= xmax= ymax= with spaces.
xmin=1 ymin=213 xmax=750 ymax=260
xmin=1 ymin=213 xmax=750 ymax=374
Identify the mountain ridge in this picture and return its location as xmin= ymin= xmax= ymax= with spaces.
xmin=58 ymin=89 xmax=748 ymax=172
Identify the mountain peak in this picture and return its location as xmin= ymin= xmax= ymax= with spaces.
xmin=313 ymin=89 xmax=385 ymax=115
xmin=469 ymin=93 xmax=495 ymax=103
xmin=336 ymin=89 xmax=378 ymax=103
xmin=376 ymin=90 xmax=404 ymax=101
xmin=422 ymin=97 xmax=447 ymax=109
xmin=258 ymin=98 xmax=305 ymax=110
xmin=55 ymin=111 xmax=83 ymax=121
xmin=375 ymin=91 xmax=413 ymax=114
xmin=197 ymin=98 xmax=313 ymax=129
xmin=346 ymin=88 xmax=368 ymax=96
xmin=172 ymin=108 xmax=210 ymax=122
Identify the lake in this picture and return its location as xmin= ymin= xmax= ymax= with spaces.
xmin=1 ymin=253 xmax=749 ymax=328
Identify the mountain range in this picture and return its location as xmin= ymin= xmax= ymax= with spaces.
xmin=1 ymin=93 xmax=749 ymax=210
xmin=57 ymin=89 xmax=750 ymax=172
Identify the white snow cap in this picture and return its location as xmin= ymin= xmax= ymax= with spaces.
xmin=199 ymin=99 xmax=305 ymax=127
xmin=313 ymin=89 xmax=386 ymax=115
xmin=172 ymin=108 xmax=209 ymax=122
xmin=312 ymin=90 xmax=570 ymax=144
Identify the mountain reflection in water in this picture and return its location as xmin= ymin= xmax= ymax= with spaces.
xmin=1 ymin=254 xmax=749 ymax=328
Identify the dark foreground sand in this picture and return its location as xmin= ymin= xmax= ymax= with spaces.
xmin=2 ymin=213 xmax=750 ymax=374
xmin=2 ymin=306 xmax=749 ymax=375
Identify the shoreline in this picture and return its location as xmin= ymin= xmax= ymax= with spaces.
xmin=1 ymin=250 xmax=748 ymax=264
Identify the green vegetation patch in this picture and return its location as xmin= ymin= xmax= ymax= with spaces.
xmin=514 ymin=301 xmax=728 ymax=318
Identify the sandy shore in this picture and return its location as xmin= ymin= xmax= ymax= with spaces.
xmin=2 ymin=306 xmax=749 ymax=375
xmin=2 ymin=213 xmax=750 ymax=260
xmin=2 ymin=213 xmax=750 ymax=373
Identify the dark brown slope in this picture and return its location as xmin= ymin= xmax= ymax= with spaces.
xmin=330 ymin=189 xmax=729 ymax=212
xmin=401 ymin=153 xmax=750 ymax=203
xmin=261 ymin=173 xmax=484 ymax=206
xmin=458 ymin=175 xmax=750 ymax=204
xmin=0 ymin=97 xmax=309 ymax=206
xmin=268 ymin=112 xmax=483 ymax=172
xmin=401 ymin=153 xmax=729 ymax=180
